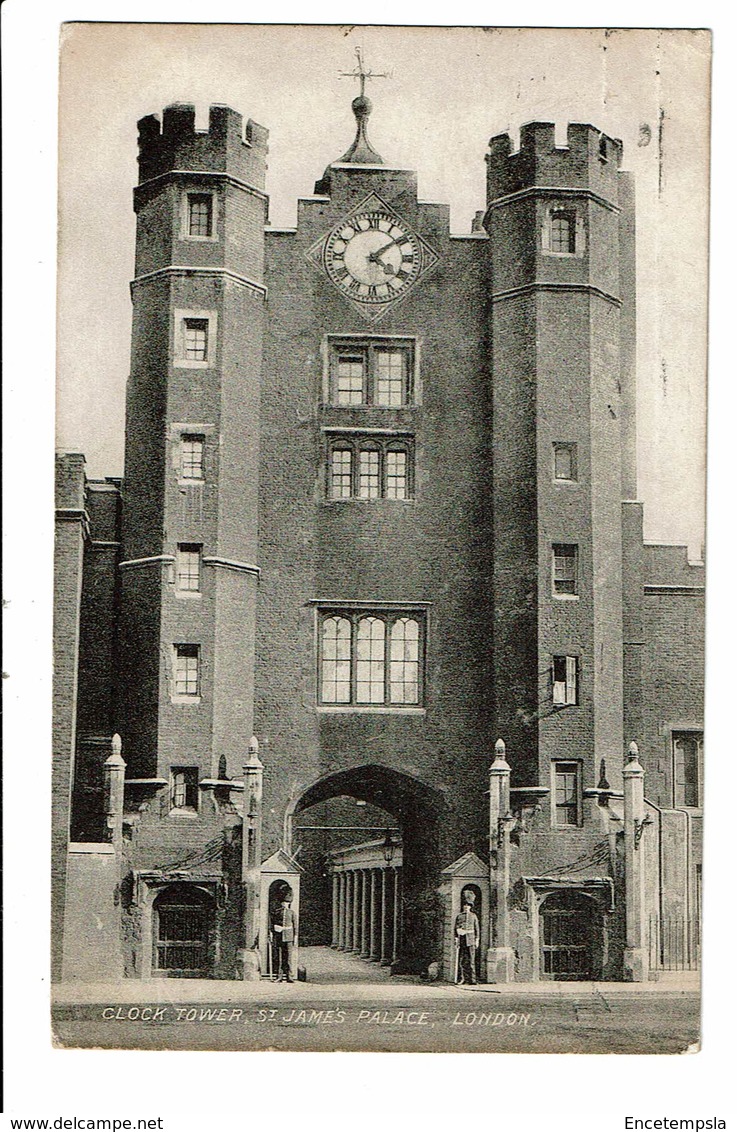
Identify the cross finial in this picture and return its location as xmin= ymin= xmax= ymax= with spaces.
xmin=339 ymin=46 xmax=391 ymax=99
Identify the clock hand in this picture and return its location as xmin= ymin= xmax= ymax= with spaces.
xmin=367 ymin=240 xmax=396 ymax=264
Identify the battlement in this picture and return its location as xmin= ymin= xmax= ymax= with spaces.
xmin=137 ymin=103 xmax=269 ymax=190
xmin=486 ymin=122 xmax=624 ymax=204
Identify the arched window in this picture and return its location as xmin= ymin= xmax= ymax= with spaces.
xmin=330 ymin=447 xmax=353 ymax=499
xmin=154 ymin=884 xmax=214 ymax=976
xmin=318 ymin=610 xmax=425 ymax=708
xmin=358 ymin=447 xmax=381 ymax=499
xmin=321 ymin=617 xmax=352 ymax=703
xmin=356 ymin=617 xmax=386 ymax=703
xmin=390 ymin=618 xmax=420 ymax=703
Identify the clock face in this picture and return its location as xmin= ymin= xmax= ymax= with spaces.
xmin=324 ymin=211 xmax=421 ymax=304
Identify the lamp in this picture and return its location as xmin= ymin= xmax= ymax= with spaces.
xmin=382 ymin=828 xmax=396 ymax=865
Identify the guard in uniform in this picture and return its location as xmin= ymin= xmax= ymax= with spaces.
xmin=271 ymin=896 xmax=297 ymax=983
xmin=454 ymin=889 xmax=480 ymax=985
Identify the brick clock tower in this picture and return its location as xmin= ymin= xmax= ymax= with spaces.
xmin=79 ymin=83 xmax=682 ymax=987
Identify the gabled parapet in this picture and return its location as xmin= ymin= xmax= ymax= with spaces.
xmin=486 ymin=121 xmax=624 ymax=203
xmin=137 ymin=103 xmax=269 ymax=190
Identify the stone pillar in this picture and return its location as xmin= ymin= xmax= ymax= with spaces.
xmin=369 ymin=869 xmax=379 ymax=960
xmin=345 ymin=872 xmax=353 ymax=952
xmin=623 ymin=742 xmax=649 ymax=981
xmin=353 ymin=871 xmax=362 ymax=951
xmin=361 ymin=869 xmax=370 ymax=957
xmin=392 ymin=867 xmax=401 ymax=963
xmin=331 ymin=873 xmax=339 ymax=947
xmin=241 ymin=737 xmax=264 ymax=979
xmin=103 ymin=734 xmax=126 ymax=853
xmin=380 ymin=868 xmax=391 ymax=965
xmin=486 ymin=738 xmax=515 ymax=983
xmin=337 ymin=873 xmax=346 ymax=950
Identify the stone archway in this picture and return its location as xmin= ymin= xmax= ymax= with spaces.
xmin=286 ymin=764 xmax=449 ymax=973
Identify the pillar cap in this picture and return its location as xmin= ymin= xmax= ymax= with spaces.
xmin=244 ymin=735 xmax=263 ymax=770
xmin=490 ymin=738 xmax=511 ymax=772
xmin=105 ymin=734 xmax=126 ymax=768
xmin=623 ymin=741 xmax=645 ymax=775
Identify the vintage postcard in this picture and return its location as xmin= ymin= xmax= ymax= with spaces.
xmin=51 ymin=24 xmax=709 ymax=1054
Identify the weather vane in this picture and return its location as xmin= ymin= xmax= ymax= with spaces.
xmin=339 ymin=46 xmax=391 ymax=98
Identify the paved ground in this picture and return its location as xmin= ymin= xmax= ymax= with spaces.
xmin=52 ymin=947 xmax=700 ymax=1054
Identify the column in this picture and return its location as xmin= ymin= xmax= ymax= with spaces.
xmin=352 ymin=871 xmax=361 ymax=951
xmin=486 ymin=738 xmax=514 ymax=983
xmin=103 ymin=734 xmax=126 ymax=854
xmin=380 ymin=868 xmax=390 ymax=965
xmin=361 ymin=869 xmax=370 ymax=958
xmin=391 ymin=867 xmax=401 ymax=964
xmin=369 ymin=869 xmax=379 ymax=960
xmin=241 ymin=737 xmax=263 ymax=974
xmin=331 ymin=873 xmax=339 ymax=947
xmin=345 ymin=872 xmax=353 ymax=952
xmin=623 ymin=742 xmax=649 ymax=981
xmin=337 ymin=872 xmax=346 ymax=950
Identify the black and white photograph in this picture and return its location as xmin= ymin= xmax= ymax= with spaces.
xmin=45 ymin=23 xmax=711 ymax=1056
xmin=8 ymin=13 xmax=736 ymax=1123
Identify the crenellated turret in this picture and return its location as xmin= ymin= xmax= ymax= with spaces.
xmin=137 ymin=103 xmax=268 ymax=188
xmin=486 ymin=121 xmax=624 ymax=202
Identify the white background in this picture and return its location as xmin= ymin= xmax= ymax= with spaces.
xmin=2 ymin=3 xmax=734 ymax=1129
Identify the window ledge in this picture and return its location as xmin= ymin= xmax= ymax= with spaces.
xmin=173 ymin=590 xmax=203 ymax=600
xmin=315 ymin=705 xmax=426 ymax=716
xmin=323 ymin=498 xmax=416 ymax=506
xmin=552 ymin=594 xmax=580 ymax=602
xmin=173 ymin=360 xmax=212 ymax=370
xmin=168 ymin=809 xmax=199 ymax=818
xmin=170 ymin=695 xmax=202 ymax=706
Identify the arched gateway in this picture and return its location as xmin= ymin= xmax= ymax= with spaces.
xmin=284 ymin=764 xmax=449 ymax=974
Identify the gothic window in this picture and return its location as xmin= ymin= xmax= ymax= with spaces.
xmin=553 ymin=762 xmax=581 ymax=827
xmin=327 ymin=436 xmax=413 ymax=500
xmin=552 ymin=655 xmax=578 ymax=706
xmin=329 ymin=340 xmax=414 ymax=406
xmin=552 ymin=544 xmax=578 ymax=597
xmin=318 ymin=610 xmax=425 ymax=707
xmin=176 ymin=544 xmax=202 ymax=592
xmin=173 ymin=644 xmax=200 ymax=698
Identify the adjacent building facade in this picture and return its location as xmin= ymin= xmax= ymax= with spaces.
xmin=53 ymin=93 xmax=704 ymax=985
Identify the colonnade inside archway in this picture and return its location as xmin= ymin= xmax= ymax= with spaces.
xmin=330 ymin=854 xmax=402 ymax=966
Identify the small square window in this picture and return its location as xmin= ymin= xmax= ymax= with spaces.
xmin=171 ymin=767 xmax=199 ymax=811
xmin=553 ymin=443 xmax=577 ymax=482
xmin=552 ymin=656 xmax=578 ymax=706
xmin=174 ymin=644 xmax=200 ymax=698
xmin=550 ymin=210 xmax=576 ymax=254
xmin=176 ymin=544 xmax=202 ymax=593
xmin=180 ymin=435 xmax=205 ymax=481
xmin=553 ymin=762 xmax=581 ymax=827
xmin=553 ymin=544 xmax=578 ymax=597
xmin=184 ymin=319 xmax=208 ymax=361
xmin=188 ymin=194 xmax=213 ymax=238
